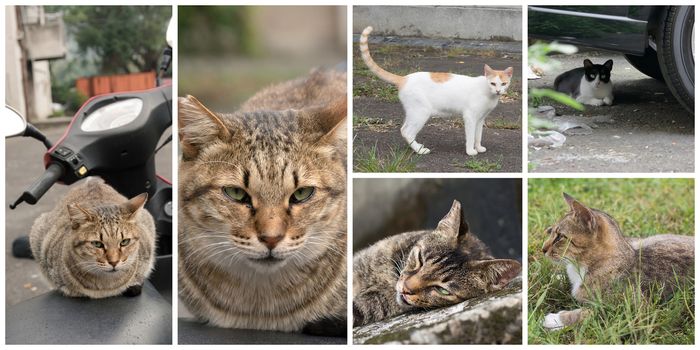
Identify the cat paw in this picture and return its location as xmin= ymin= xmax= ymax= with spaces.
xmin=476 ymin=145 xmax=487 ymax=153
xmin=122 ymin=284 xmax=143 ymax=297
xmin=466 ymin=149 xmax=478 ymax=156
xmin=416 ymin=146 xmax=431 ymax=155
xmin=603 ymin=97 xmax=613 ymax=105
xmin=585 ymin=99 xmax=604 ymax=107
xmin=542 ymin=312 xmax=564 ymax=331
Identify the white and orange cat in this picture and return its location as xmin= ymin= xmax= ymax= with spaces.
xmin=360 ymin=26 xmax=513 ymax=156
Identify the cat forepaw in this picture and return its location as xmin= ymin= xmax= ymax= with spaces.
xmin=603 ymin=97 xmax=613 ymax=105
xmin=542 ymin=312 xmax=564 ymax=331
xmin=410 ymin=141 xmax=431 ymax=155
xmin=586 ymin=99 xmax=604 ymax=106
xmin=476 ymin=145 xmax=486 ymax=153
xmin=466 ymin=148 xmax=478 ymax=156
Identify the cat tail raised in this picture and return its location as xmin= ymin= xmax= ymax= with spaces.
xmin=359 ymin=26 xmax=405 ymax=87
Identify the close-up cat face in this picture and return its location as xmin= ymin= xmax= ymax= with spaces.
xmin=582 ymin=58 xmax=613 ymax=86
xmin=67 ymin=193 xmax=147 ymax=273
xmin=395 ymin=201 xmax=520 ymax=308
xmin=179 ymin=94 xmax=346 ymax=273
xmin=542 ymin=193 xmax=617 ymax=263
xmin=484 ymin=64 xmax=514 ymax=95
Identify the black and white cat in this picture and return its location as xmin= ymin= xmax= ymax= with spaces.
xmin=554 ymin=59 xmax=613 ymax=106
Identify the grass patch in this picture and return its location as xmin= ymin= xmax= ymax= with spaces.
xmin=451 ymin=156 xmax=503 ymax=172
xmin=528 ymin=179 xmax=695 ymax=344
xmin=354 ymin=144 xmax=418 ymax=173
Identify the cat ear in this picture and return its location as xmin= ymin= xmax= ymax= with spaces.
xmin=178 ymin=95 xmax=231 ymax=160
xmin=483 ymin=64 xmax=494 ymax=76
xmin=472 ymin=259 xmax=521 ymax=290
xmin=563 ymin=192 xmax=596 ymax=230
xmin=583 ymin=59 xmax=593 ymax=69
xmin=504 ymin=67 xmax=514 ymax=78
xmin=298 ymin=98 xmax=347 ymax=145
xmin=67 ymin=203 xmax=95 ymax=228
xmin=603 ymin=59 xmax=613 ymax=70
xmin=123 ymin=193 xmax=148 ymax=219
xmin=436 ymin=200 xmax=468 ymax=239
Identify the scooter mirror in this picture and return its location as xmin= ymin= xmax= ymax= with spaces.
xmin=165 ymin=17 xmax=174 ymax=48
xmin=4 ymin=105 xmax=27 ymax=138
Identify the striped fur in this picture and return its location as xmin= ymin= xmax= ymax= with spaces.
xmin=29 ymin=177 xmax=156 ymax=298
xmin=353 ymin=200 xmax=521 ymax=326
xmin=178 ymin=69 xmax=347 ymax=333
xmin=359 ymin=26 xmax=406 ymax=87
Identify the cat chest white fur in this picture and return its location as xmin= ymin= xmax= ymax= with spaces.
xmin=400 ymin=73 xmax=497 ymax=114
xmin=565 ymin=262 xmax=587 ymax=296
xmin=579 ymin=76 xmax=612 ymax=99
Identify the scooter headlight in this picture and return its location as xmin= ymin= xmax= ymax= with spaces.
xmin=81 ymin=98 xmax=143 ymax=132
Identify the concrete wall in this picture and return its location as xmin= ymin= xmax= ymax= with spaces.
xmin=5 ymin=7 xmax=27 ymax=117
xmin=353 ymin=6 xmax=521 ymax=41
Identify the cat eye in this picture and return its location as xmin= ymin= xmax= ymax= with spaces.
xmin=490 ymin=82 xmax=496 ymax=86
xmin=223 ymin=187 xmax=252 ymax=206
xmin=290 ymin=187 xmax=315 ymax=204
xmin=120 ymin=239 xmax=131 ymax=247
xmin=501 ymin=82 xmax=506 ymax=86
xmin=91 ymin=241 xmax=104 ymax=249
xmin=436 ymin=287 xmax=451 ymax=295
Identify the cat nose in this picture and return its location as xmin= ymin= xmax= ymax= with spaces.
xmin=108 ymin=260 xmax=119 ymax=268
xmin=402 ymin=285 xmax=415 ymax=295
xmin=258 ymin=234 xmax=283 ymax=250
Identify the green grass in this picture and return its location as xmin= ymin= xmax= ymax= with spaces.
xmin=354 ymin=143 xmax=418 ymax=173
xmin=528 ymin=179 xmax=695 ymax=344
xmin=451 ymin=156 xmax=503 ymax=172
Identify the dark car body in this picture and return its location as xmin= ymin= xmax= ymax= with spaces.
xmin=528 ymin=6 xmax=659 ymax=55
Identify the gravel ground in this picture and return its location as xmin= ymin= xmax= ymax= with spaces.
xmin=529 ymin=52 xmax=694 ymax=173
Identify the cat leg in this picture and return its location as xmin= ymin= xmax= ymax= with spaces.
xmin=602 ymin=95 xmax=613 ymax=105
xmin=353 ymin=289 xmax=405 ymax=327
xmin=475 ymin=119 xmax=487 ymax=153
xmin=463 ymin=114 xmax=478 ymax=156
xmin=122 ymin=284 xmax=143 ymax=297
xmin=542 ymin=308 xmax=591 ymax=331
xmin=576 ymin=95 xmax=604 ymax=106
xmin=401 ymin=109 xmax=431 ymax=155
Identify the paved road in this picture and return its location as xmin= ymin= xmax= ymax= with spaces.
xmin=5 ymin=124 xmax=172 ymax=306
xmin=529 ymin=52 xmax=694 ymax=173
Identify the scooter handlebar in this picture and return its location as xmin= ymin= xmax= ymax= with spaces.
xmin=9 ymin=163 xmax=64 ymax=209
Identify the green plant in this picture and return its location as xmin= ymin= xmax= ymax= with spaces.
xmin=451 ymin=156 xmax=503 ymax=172
xmin=354 ymin=144 xmax=418 ymax=173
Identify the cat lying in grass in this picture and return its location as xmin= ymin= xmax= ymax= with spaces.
xmin=359 ymin=26 xmax=513 ymax=156
xmin=540 ymin=193 xmax=694 ymax=330
xmin=353 ymin=200 xmax=521 ymax=326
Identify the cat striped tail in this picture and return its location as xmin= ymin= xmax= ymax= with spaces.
xmin=359 ymin=26 xmax=405 ymax=87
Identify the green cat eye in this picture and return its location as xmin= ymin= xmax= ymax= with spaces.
xmin=437 ymin=287 xmax=451 ymax=296
xmin=120 ymin=239 xmax=131 ymax=247
xmin=91 ymin=241 xmax=104 ymax=249
xmin=223 ymin=187 xmax=252 ymax=205
xmin=290 ymin=187 xmax=315 ymax=204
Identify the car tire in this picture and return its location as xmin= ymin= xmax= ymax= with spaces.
xmin=657 ymin=6 xmax=694 ymax=113
xmin=625 ymin=48 xmax=664 ymax=81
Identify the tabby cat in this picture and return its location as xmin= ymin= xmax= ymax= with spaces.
xmin=541 ymin=193 xmax=694 ymax=330
xmin=360 ymin=26 xmax=513 ymax=156
xmin=353 ymin=200 xmax=521 ymax=326
xmin=29 ymin=177 xmax=156 ymax=298
xmin=178 ymin=69 xmax=347 ymax=335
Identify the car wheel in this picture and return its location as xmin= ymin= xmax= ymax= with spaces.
xmin=625 ymin=48 xmax=664 ymax=81
xmin=657 ymin=6 xmax=694 ymax=113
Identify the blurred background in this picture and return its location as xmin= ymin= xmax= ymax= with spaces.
xmin=5 ymin=5 xmax=171 ymax=122
xmin=179 ymin=6 xmax=346 ymax=112
xmin=353 ymin=179 xmax=522 ymax=261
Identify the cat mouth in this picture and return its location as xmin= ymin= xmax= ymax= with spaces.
xmin=250 ymin=255 xmax=284 ymax=265
xmin=397 ymin=293 xmax=413 ymax=306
